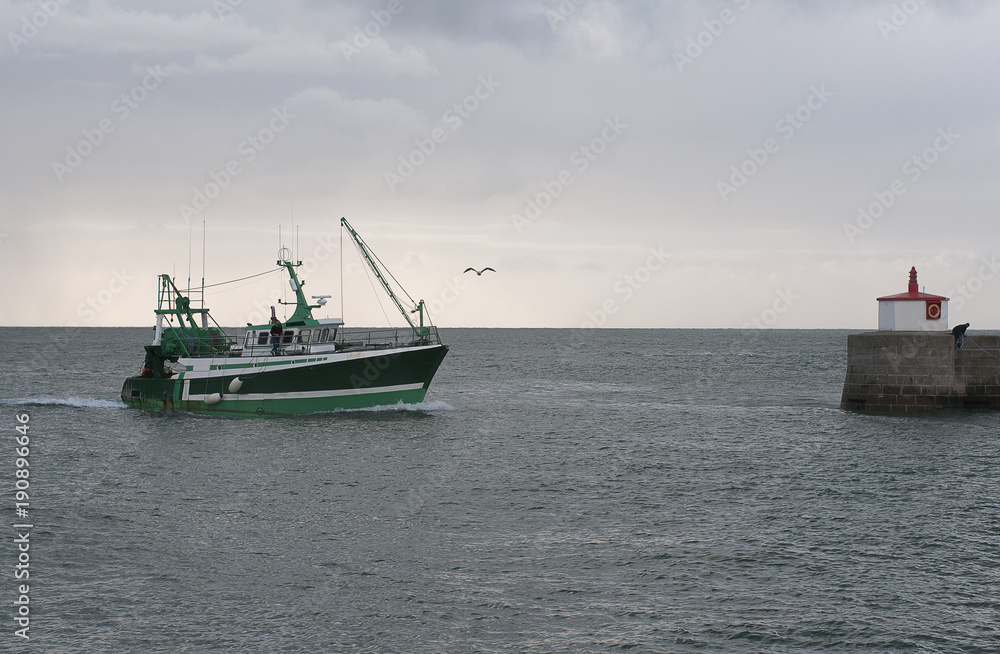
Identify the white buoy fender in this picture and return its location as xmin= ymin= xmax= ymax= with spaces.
xmin=228 ymin=377 xmax=243 ymax=393
xmin=204 ymin=393 xmax=223 ymax=405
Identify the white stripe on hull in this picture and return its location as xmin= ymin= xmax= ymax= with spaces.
xmin=184 ymin=382 xmax=425 ymax=402
xmin=177 ymin=344 xmax=441 ymax=379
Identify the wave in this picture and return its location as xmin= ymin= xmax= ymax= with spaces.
xmin=624 ymin=351 xmax=714 ymax=357
xmin=0 ymin=396 xmax=127 ymax=409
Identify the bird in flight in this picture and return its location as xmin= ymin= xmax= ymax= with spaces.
xmin=464 ymin=267 xmax=496 ymax=276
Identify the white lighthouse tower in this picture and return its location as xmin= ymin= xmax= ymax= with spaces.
xmin=877 ymin=266 xmax=949 ymax=331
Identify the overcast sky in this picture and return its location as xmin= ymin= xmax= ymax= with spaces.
xmin=2 ymin=0 xmax=998 ymax=329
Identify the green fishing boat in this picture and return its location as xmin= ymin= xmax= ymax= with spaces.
xmin=121 ymin=218 xmax=448 ymax=416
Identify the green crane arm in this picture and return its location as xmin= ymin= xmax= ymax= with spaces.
xmin=341 ymin=217 xmax=422 ymax=334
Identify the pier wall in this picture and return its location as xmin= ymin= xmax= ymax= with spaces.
xmin=840 ymin=332 xmax=1000 ymax=413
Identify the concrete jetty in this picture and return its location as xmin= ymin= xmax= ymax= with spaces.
xmin=840 ymin=267 xmax=1000 ymax=413
xmin=840 ymin=331 xmax=1000 ymax=412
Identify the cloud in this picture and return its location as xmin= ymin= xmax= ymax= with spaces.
xmin=1 ymin=4 xmax=258 ymax=55
xmin=2 ymin=2 xmax=435 ymax=77
xmin=3 ymin=0 xmax=1000 ymax=327
xmin=194 ymin=27 xmax=435 ymax=77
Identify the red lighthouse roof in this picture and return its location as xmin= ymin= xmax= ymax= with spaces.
xmin=877 ymin=267 xmax=949 ymax=302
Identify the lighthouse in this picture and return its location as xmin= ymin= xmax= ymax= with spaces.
xmin=877 ymin=266 xmax=949 ymax=331
xmin=841 ymin=266 xmax=1000 ymax=413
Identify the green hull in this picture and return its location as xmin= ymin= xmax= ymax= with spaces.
xmin=121 ymin=344 xmax=448 ymax=417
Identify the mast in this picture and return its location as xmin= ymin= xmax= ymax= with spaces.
xmin=340 ymin=217 xmax=426 ymax=336
xmin=157 ymin=274 xmax=204 ymax=328
xmin=152 ymin=274 xmax=233 ymax=356
xmin=277 ymin=254 xmax=322 ymax=324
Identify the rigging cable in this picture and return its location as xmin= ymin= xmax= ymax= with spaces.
xmin=351 ymin=226 xmax=417 ymax=307
xmin=350 ymin=236 xmax=393 ymax=328
xmin=179 ymin=268 xmax=281 ymax=293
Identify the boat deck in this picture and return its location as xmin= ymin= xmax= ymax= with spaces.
xmin=229 ymin=326 xmax=442 ymax=358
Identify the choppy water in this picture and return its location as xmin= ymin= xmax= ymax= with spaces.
xmin=2 ymin=327 xmax=999 ymax=653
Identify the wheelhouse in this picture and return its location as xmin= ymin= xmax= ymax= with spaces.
xmin=241 ymin=318 xmax=345 ymax=356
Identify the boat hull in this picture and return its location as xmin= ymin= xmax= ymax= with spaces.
xmin=121 ymin=343 xmax=448 ymax=416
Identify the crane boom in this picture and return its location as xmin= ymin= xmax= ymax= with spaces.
xmin=341 ymin=217 xmax=426 ymax=336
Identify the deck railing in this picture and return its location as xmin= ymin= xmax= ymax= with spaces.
xmin=163 ymin=327 xmax=238 ymax=358
xmin=232 ymin=326 xmax=442 ymax=358
xmin=336 ymin=326 xmax=442 ymax=350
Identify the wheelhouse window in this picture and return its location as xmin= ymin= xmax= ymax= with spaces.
xmin=320 ymin=328 xmax=330 ymax=342
xmin=297 ymin=329 xmax=311 ymax=344
xmin=257 ymin=332 xmax=268 ymax=345
xmin=282 ymin=330 xmax=294 ymax=344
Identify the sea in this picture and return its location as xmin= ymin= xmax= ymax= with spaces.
xmin=2 ymin=327 xmax=999 ymax=653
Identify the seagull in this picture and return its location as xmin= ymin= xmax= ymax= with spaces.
xmin=464 ymin=267 xmax=496 ymax=276
xmin=952 ymin=323 xmax=970 ymax=337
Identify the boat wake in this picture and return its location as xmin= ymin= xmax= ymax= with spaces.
xmin=0 ymin=396 xmax=127 ymax=409
xmin=625 ymin=351 xmax=714 ymax=357
xmin=335 ymin=400 xmax=455 ymax=413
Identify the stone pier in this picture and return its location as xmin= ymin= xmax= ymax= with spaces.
xmin=840 ymin=331 xmax=1000 ymax=413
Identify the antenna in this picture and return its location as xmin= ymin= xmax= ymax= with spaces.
xmin=201 ymin=210 xmax=206 ymax=309
xmin=187 ymin=219 xmax=192 ymax=299
xmin=340 ymin=222 xmax=344 ymax=320
xmin=278 ymin=224 xmax=287 ymax=319
xmin=292 ymin=202 xmax=297 ymax=264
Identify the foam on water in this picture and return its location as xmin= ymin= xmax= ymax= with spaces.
xmin=625 ymin=351 xmax=714 ymax=357
xmin=1 ymin=396 xmax=127 ymax=409
xmin=333 ymin=399 xmax=456 ymax=413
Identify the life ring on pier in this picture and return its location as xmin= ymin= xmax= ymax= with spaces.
xmin=926 ymin=302 xmax=941 ymax=320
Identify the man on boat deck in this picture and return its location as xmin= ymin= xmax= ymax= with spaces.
xmin=269 ymin=318 xmax=283 ymax=355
